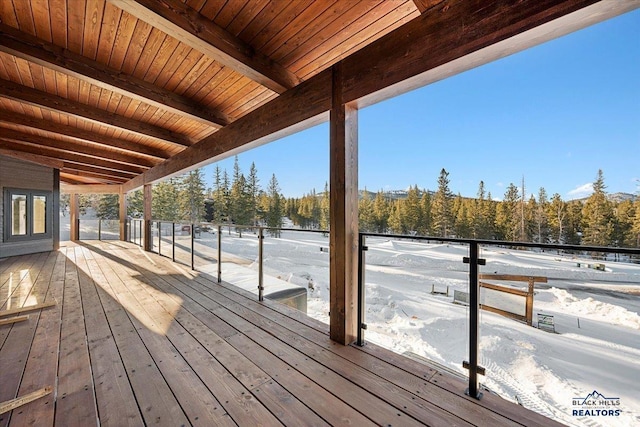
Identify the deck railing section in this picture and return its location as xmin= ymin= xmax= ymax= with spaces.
xmin=78 ymin=219 xmax=120 ymax=240
xmin=113 ymin=220 xmax=639 ymax=419
xmin=357 ymin=231 xmax=640 ymax=424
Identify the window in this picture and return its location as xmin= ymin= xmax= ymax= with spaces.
xmin=4 ymin=189 xmax=52 ymax=241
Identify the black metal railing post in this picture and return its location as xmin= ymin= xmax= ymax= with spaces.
xmin=191 ymin=223 xmax=195 ymax=271
xmin=464 ymin=241 xmax=485 ymax=399
xmin=172 ymin=222 xmax=176 ymax=262
xmin=217 ymin=225 xmax=222 ymax=283
xmin=258 ymin=227 xmax=264 ymax=301
xmin=356 ymin=233 xmax=368 ymax=346
xmin=157 ymin=221 xmax=162 ymax=255
xmin=98 ymin=219 xmax=102 ymax=240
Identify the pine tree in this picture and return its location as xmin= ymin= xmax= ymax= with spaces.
xmin=319 ymin=182 xmax=330 ymax=230
xmin=230 ymin=172 xmax=251 ymax=237
xmin=612 ymin=200 xmax=635 ymax=248
xmin=212 ymin=165 xmax=228 ymax=223
xmin=534 ymin=188 xmax=550 ymax=243
xmin=547 ymin=193 xmax=566 ymax=243
xmin=127 ymin=190 xmax=143 ymax=218
xmin=581 ymin=170 xmax=614 ymax=246
xmin=388 ymin=201 xmax=404 ymax=234
xmin=265 ymin=174 xmax=284 ymax=237
xmin=248 ymin=162 xmax=260 ymax=226
xmin=358 ymin=189 xmax=376 ymax=232
xmin=403 ymin=185 xmax=421 ymax=234
xmin=152 ymin=180 xmax=180 ymax=221
xmin=179 ymin=169 xmax=206 ymax=223
xmin=418 ymin=191 xmax=431 ymax=235
xmin=565 ymin=200 xmax=583 ymax=245
xmin=96 ymin=194 xmax=119 ymax=220
xmin=432 ymin=169 xmax=453 ymax=237
xmin=453 ymin=194 xmax=471 ymax=238
xmin=373 ymin=191 xmax=390 ymax=233
xmin=495 ymin=183 xmax=520 ymax=241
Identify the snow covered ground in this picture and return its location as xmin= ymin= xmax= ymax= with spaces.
xmin=194 ymin=229 xmax=639 ymax=427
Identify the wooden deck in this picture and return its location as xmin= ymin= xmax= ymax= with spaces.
xmin=0 ymin=241 xmax=563 ymax=427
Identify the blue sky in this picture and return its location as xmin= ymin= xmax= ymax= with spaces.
xmin=203 ymin=10 xmax=639 ymax=200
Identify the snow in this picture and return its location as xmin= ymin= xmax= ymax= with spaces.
xmin=196 ymin=229 xmax=640 ymax=427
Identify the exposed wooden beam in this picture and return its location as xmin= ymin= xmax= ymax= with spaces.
xmin=0 ymin=110 xmax=171 ymax=160
xmin=109 ymin=0 xmax=301 ymax=94
xmin=0 ymin=128 xmax=158 ymax=168
xmin=0 ymin=23 xmax=230 ymax=128
xmin=0 ymin=148 xmax=64 ymax=169
xmin=411 ymin=0 xmax=445 ymax=14
xmin=61 ymin=171 xmax=126 ymax=185
xmin=0 ymin=140 xmax=146 ymax=174
xmin=124 ymin=0 xmax=637 ymax=191
xmin=63 ymin=163 xmax=137 ymax=180
xmin=60 ymin=183 xmax=122 ymax=194
xmin=0 ymin=78 xmax=194 ymax=147
xmin=329 ymin=64 xmax=359 ymax=345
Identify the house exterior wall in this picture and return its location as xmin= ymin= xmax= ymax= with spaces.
xmin=0 ymin=155 xmax=55 ymax=257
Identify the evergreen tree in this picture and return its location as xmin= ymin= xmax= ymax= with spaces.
xmin=265 ymin=174 xmax=284 ymax=237
xmin=359 ymin=189 xmax=376 ymax=232
xmin=432 ymin=169 xmax=453 ymax=237
xmin=96 ymin=194 xmax=119 ymax=220
xmin=212 ymin=165 xmax=228 ymax=223
xmin=565 ymin=200 xmax=583 ymax=245
xmin=547 ymin=193 xmax=566 ymax=243
xmin=248 ymin=162 xmax=260 ymax=226
xmin=581 ymin=170 xmax=614 ymax=246
xmin=127 ymin=190 xmax=143 ymax=218
xmin=403 ymin=185 xmax=422 ymax=234
xmin=230 ymin=172 xmax=251 ymax=237
xmin=495 ymin=183 xmax=520 ymax=241
xmin=319 ymin=182 xmax=330 ymax=231
xmin=453 ymin=194 xmax=471 ymax=238
xmin=373 ymin=191 xmax=390 ymax=233
xmin=179 ymin=169 xmax=206 ymax=223
xmin=152 ymin=180 xmax=180 ymax=221
xmin=612 ymin=200 xmax=635 ymax=248
xmin=388 ymin=201 xmax=404 ymax=234
xmin=418 ymin=191 xmax=431 ymax=235
xmin=534 ymin=188 xmax=550 ymax=243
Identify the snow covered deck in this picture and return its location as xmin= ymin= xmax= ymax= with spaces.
xmin=0 ymin=241 xmax=563 ymax=426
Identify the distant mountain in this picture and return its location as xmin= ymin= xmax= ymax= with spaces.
xmin=607 ymin=192 xmax=637 ymax=203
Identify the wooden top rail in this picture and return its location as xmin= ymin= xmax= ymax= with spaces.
xmin=479 ymin=274 xmax=548 ymax=283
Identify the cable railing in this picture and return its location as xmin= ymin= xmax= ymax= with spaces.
xmin=117 ymin=219 xmax=640 ymax=424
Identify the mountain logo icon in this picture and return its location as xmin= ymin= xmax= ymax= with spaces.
xmin=573 ymin=390 xmax=620 ymax=406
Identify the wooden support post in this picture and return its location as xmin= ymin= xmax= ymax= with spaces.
xmin=119 ymin=189 xmax=127 ymax=241
xmin=526 ymin=278 xmax=535 ymax=326
xmin=143 ymin=184 xmax=152 ymax=252
xmin=69 ymin=193 xmax=79 ymax=241
xmin=53 ymin=169 xmax=60 ymax=250
xmin=329 ymin=63 xmax=359 ymax=345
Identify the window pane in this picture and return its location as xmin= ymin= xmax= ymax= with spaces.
xmin=33 ymin=195 xmax=47 ymax=234
xmin=11 ymin=194 xmax=27 ymax=236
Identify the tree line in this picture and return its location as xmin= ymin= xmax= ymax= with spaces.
xmin=84 ymin=162 xmax=639 ymax=248
xmin=286 ymin=169 xmax=639 ymax=249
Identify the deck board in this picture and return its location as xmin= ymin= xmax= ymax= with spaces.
xmin=0 ymin=241 xmax=565 ymax=427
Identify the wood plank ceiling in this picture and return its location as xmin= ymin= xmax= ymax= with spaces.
xmin=0 ymin=0 xmax=422 ymax=186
